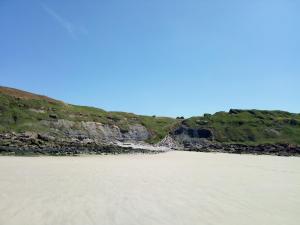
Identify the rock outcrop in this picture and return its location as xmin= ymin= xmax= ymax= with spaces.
xmin=0 ymin=132 xmax=163 ymax=155
xmin=169 ymin=125 xmax=214 ymax=149
xmin=157 ymin=125 xmax=300 ymax=156
xmin=39 ymin=119 xmax=150 ymax=143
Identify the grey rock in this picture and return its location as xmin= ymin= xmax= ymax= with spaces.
xmin=38 ymin=133 xmax=55 ymax=142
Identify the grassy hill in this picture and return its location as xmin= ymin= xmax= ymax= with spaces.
xmin=0 ymin=86 xmax=178 ymax=143
xmin=1 ymin=86 xmax=300 ymax=145
xmin=182 ymin=109 xmax=300 ymax=145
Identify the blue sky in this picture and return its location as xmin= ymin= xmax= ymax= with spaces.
xmin=0 ymin=0 xmax=299 ymax=117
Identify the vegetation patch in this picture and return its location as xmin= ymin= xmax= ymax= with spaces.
xmin=182 ymin=109 xmax=300 ymax=145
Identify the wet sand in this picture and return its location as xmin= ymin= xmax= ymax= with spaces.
xmin=0 ymin=151 xmax=299 ymax=225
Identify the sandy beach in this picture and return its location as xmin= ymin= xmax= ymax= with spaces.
xmin=0 ymin=151 xmax=299 ymax=225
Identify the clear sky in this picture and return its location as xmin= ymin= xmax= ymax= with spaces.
xmin=0 ymin=0 xmax=299 ymax=117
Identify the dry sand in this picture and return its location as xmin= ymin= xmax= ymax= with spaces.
xmin=0 ymin=151 xmax=299 ymax=225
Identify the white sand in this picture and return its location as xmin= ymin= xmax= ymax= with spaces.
xmin=114 ymin=141 xmax=171 ymax=151
xmin=0 ymin=152 xmax=299 ymax=225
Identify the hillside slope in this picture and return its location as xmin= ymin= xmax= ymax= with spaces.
xmin=0 ymin=86 xmax=299 ymax=155
xmin=175 ymin=109 xmax=300 ymax=145
xmin=0 ymin=86 xmax=178 ymax=144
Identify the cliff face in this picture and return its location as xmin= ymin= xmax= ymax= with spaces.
xmin=1 ymin=86 xmax=300 ymax=156
xmin=40 ymin=119 xmax=150 ymax=143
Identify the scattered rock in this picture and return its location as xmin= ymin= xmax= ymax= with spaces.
xmin=38 ymin=133 xmax=55 ymax=142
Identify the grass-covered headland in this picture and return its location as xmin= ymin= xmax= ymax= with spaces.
xmin=0 ymin=86 xmax=299 ymax=156
xmin=0 ymin=86 xmax=178 ymax=144
xmin=182 ymin=109 xmax=300 ymax=145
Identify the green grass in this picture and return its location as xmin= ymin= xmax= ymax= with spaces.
xmin=1 ymin=89 xmax=300 ymax=145
xmin=138 ymin=116 xmax=178 ymax=144
xmin=182 ymin=109 xmax=300 ymax=145
xmin=0 ymin=93 xmax=178 ymax=143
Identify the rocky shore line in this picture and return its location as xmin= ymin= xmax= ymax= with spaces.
xmin=1 ymin=132 xmax=300 ymax=156
xmin=0 ymin=132 xmax=165 ymax=156
xmin=183 ymin=143 xmax=300 ymax=156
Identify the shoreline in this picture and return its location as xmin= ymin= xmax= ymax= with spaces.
xmin=0 ymin=145 xmax=166 ymax=156
xmin=1 ymin=144 xmax=299 ymax=156
xmin=1 ymin=132 xmax=299 ymax=157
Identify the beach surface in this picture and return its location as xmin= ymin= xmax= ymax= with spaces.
xmin=0 ymin=151 xmax=299 ymax=225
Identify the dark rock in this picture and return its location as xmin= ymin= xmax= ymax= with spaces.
xmin=49 ymin=114 xmax=58 ymax=119
xmin=174 ymin=126 xmax=213 ymax=139
xmin=180 ymin=142 xmax=300 ymax=156
xmin=290 ymin=119 xmax=299 ymax=126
